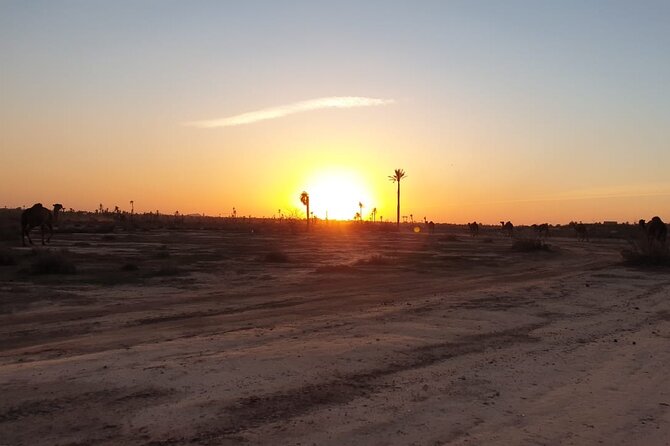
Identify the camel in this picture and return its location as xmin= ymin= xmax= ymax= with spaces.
xmin=21 ymin=203 xmax=63 ymax=246
xmin=428 ymin=221 xmax=435 ymax=234
xmin=532 ymin=223 xmax=549 ymax=238
xmin=468 ymin=222 xmax=479 ymax=237
xmin=574 ymin=223 xmax=589 ymax=242
xmin=500 ymin=221 xmax=514 ymax=237
xmin=639 ymin=216 xmax=667 ymax=246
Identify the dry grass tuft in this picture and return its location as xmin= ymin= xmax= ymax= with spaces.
xmin=30 ymin=249 xmax=77 ymax=275
xmin=152 ymin=262 xmax=181 ymax=276
xmin=315 ymin=264 xmax=356 ymax=273
xmin=442 ymin=235 xmax=461 ymax=242
xmin=264 ymin=250 xmax=289 ymax=263
xmin=511 ymin=239 xmax=551 ymax=252
xmin=354 ymin=254 xmax=392 ymax=266
xmin=0 ymin=248 xmax=17 ymax=266
xmin=120 ymin=262 xmax=140 ymax=271
xmin=621 ymin=238 xmax=670 ymax=267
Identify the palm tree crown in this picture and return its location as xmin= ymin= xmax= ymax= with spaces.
xmin=388 ymin=169 xmax=406 ymax=184
xmin=388 ymin=168 xmax=407 ymax=228
xmin=300 ymin=191 xmax=310 ymax=231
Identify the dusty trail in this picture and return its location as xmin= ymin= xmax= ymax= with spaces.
xmin=1 ymin=231 xmax=669 ymax=445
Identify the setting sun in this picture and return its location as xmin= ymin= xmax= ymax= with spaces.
xmin=301 ymin=169 xmax=377 ymax=220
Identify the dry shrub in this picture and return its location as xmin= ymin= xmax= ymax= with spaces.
xmin=30 ymin=249 xmax=76 ymax=275
xmin=152 ymin=262 xmax=180 ymax=276
xmin=0 ymin=221 xmax=20 ymax=241
xmin=264 ymin=250 xmax=289 ymax=263
xmin=121 ymin=262 xmax=139 ymax=271
xmin=442 ymin=235 xmax=460 ymax=242
xmin=511 ymin=239 xmax=551 ymax=252
xmin=0 ymin=248 xmax=17 ymax=266
xmin=315 ymin=264 xmax=355 ymax=273
xmin=621 ymin=238 xmax=670 ymax=267
xmin=355 ymin=254 xmax=392 ymax=266
xmin=155 ymin=245 xmax=171 ymax=258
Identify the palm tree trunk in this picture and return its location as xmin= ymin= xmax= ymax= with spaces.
xmin=306 ymin=203 xmax=310 ymax=231
xmin=396 ymin=181 xmax=401 ymax=228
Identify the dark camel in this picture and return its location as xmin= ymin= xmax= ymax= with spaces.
xmin=639 ymin=216 xmax=667 ymax=246
xmin=500 ymin=221 xmax=514 ymax=237
xmin=532 ymin=223 xmax=549 ymax=238
xmin=21 ymin=203 xmax=63 ymax=246
xmin=574 ymin=223 xmax=589 ymax=242
xmin=468 ymin=222 xmax=479 ymax=237
xmin=427 ymin=221 xmax=435 ymax=234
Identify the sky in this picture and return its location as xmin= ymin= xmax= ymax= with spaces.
xmin=1 ymin=0 xmax=669 ymax=224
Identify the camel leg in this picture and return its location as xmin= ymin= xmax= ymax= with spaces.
xmin=24 ymin=227 xmax=34 ymax=246
xmin=46 ymin=223 xmax=53 ymax=244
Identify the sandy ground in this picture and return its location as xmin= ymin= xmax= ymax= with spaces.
xmin=1 ymin=229 xmax=669 ymax=445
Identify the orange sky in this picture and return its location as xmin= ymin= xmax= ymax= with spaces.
xmin=1 ymin=2 xmax=669 ymax=224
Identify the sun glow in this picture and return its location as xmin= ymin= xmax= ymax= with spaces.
xmin=301 ymin=169 xmax=376 ymax=220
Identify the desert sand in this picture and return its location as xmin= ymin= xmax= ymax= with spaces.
xmin=1 ymin=228 xmax=669 ymax=445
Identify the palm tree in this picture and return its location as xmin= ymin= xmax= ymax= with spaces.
xmin=300 ymin=191 xmax=310 ymax=231
xmin=358 ymin=201 xmax=363 ymax=223
xmin=388 ymin=168 xmax=407 ymax=229
xmin=129 ymin=200 xmax=134 ymax=214
xmin=372 ymin=207 xmax=377 ymax=222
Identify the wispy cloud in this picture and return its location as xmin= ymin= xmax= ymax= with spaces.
xmin=184 ymin=96 xmax=395 ymax=128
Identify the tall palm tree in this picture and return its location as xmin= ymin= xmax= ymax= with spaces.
xmin=129 ymin=200 xmax=134 ymax=214
xmin=358 ymin=201 xmax=363 ymax=223
xmin=388 ymin=168 xmax=407 ymax=229
xmin=300 ymin=191 xmax=310 ymax=231
xmin=372 ymin=207 xmax=377 ymax=222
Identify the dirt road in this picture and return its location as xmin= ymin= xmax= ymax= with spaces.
xmin=1 ymin=230 xmax=669 ymax=445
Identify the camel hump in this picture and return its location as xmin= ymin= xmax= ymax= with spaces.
xmin=31 ymin=203 xmax=44 ymax=209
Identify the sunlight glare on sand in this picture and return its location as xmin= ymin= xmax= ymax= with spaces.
xmin=303 ymin=169 xmax=376 ymax=220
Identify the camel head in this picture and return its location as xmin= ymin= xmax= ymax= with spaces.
xmin=53 ymin=203 xmax=64 ymax=222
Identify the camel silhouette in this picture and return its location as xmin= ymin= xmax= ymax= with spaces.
xmin=427 ymin=221 xmax=435 ymax=233
xmin=500 ymin=221 xmax=514 ymax=237
xmin=574 ymin=223 xmax=589 ymax=242
xmin=468 ymin=222 xmax=479 ymax=237
xmin=532 ymin=223 xmax=549 ymax=238
xmin=639 ymin=216 xmax=667 ymax=246
xmin=21 ymin=203 xmax=63 ymax=246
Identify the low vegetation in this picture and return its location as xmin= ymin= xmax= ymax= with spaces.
xmin=354 ymin=254 xmax=392 ymax=266
xmin=0 ymin=248 xmax=17 ymax=266
xmin=621 ymin=238 xmax=670 ymax=267
xmin=29 ymin=249 xmax=77 ymax=275
xmin=264 ymin=250 xmax=289 ymax=263
xmin=511 ymin=239 xmax=552 ymax=252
